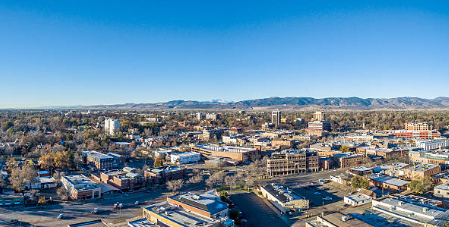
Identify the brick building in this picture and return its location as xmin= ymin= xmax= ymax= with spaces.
xmin=267 ymin=149 xmax=319 ymax=176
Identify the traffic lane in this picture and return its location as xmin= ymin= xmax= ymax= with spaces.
xmin=231 ymin=193 xmax=289 ymax=227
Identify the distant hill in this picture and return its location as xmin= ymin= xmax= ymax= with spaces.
xmin=82 ymin=97 xmax=449 ymax=110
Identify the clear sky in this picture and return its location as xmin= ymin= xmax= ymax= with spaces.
xmin=0 ymin=1 xmax=448 ymax=108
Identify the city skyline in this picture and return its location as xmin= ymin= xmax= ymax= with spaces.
xmin=0 ymin=1 xmax=448 ymax=108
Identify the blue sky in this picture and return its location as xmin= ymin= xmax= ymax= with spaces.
xmin=0 ymin=1 xmax=448 ymax=108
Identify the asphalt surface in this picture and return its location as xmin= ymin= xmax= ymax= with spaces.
xmin=231 ymin=193 xmax=289 ymax=227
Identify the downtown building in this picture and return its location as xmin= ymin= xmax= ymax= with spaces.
xmin=142 ymin=190 xmax=234 ymax=227
xmin=192 ymin=144 xmax=259 ymax=162
xmin=266 ymin=149 xmax=319 ymax=176
xmin=307 ymin=111 xmax=331 ymax=137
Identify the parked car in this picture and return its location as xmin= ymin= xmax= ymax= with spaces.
xmin=323 ymin=196 xmax=332 ymax=201
xmin=9 ymin=219 xmax=18 ymax=224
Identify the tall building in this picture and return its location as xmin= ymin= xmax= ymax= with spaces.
xmin=105 ymin=118 xmax=120 ymax=136
xmin=314 ymin=111 xmax=326 ymax=121
xmin=307 ymin=110 xmax=331 ymax=137
xmin=196 ymin=112 xmax=204 ymax=121
xmin=272 ymin=109 xmax=281 ymax=128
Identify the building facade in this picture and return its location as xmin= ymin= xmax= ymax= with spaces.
xmin=267 ymin=150 xmax=319 ymax=176
xmin=105 ymin=118 xmax=120 ymax=136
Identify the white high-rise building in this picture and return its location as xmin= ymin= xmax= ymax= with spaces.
xmin=272 ymin=109 xmax=281 ymax=128
xmin=105 ymin=118 xmax=120 ymax=136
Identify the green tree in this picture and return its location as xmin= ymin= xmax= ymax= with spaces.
xmin=409 ymin=177 xmax=432 ymax=194
xmin=351 ymin=175 xmax=369 ymax=190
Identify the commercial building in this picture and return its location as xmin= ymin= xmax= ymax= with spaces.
xmin=143 ymin=201 xmax=233 ymax=227
xmin=81 ymin=150 xmax=114 ymax=170
xmin=409 ymin=150 xmax=449 ymax=169
xmin=166 ymin=191 xmax=229 ymax=218
xmin=259 ymin=183 xmax=309 ymax=212
xmin=344 ymin=193 xmax=372 ymax=207
xmin=62 ymin=175 xmax=101 ymax=200
xmin=307 ymin=111 xmax=331 ymax=137
xmin=371 ymin=197 xmax=449 ymax=226
xmin=105 ymin=118 xmax=120 ymax=136
xmin=192 ymin=144 xmax=258 ymax=162
xmin=333 ymin=152 xmax=364 ymax=168
xmin=368 ymin=174 xmax=410 ymax=192
xmin=379 ymin=162 xmax=411 ymax=178
xmin=99 ymin=168 xmax=145 ymax=191
xmin=416 ymin=139 xmax=449 ymax=151
xmin=434 ymin=182 xmax=449 ymax=199
xmin=266 ymin=149 xmax=319 ymax=176
xmin=144 ymin=166 xmax=186 ymax=186
xmin=272 ymin=109 xmax=281 ymax=128
xmin=306 ymin=213 xmax=373 ymax=227
xmin=0 ymin=194 xmax=24 ymax=206
xmin=402 ymin=163 xmax=441 ymax=180
xmin=307 ymin=121 xmax=331 ymax=137
xmin=170 ymin=152 xmax=201 ymax=164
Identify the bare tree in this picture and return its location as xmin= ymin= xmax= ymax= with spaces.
xmin=189 ymin=174 xmax=203 ymax=184
xmin=225 ymin=175 xmax=237 ymax=192
xmin=57 ymin=186 xmax=70 ymax=201
xmin=167 ymin=179 xmax=184 ymax=194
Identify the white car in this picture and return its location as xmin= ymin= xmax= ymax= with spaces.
xmin=323 ymin=196 xmax=332 ymax=201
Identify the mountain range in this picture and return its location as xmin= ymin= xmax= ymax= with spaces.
xmin=81 ymin=97 xmax=449 ymax=110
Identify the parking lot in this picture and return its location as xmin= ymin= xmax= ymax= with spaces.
xmin=231 ymin=193 xmax=289 ymax=227
xmin=293 ymin=183 xmax=343 ymax=208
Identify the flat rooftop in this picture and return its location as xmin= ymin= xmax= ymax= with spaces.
xmin=369 ymin=175 xmax=410 ymax=187
xmin=261 ymin=183 xmax=305 ymax=203
xmin=145 ymin=202 xmax=219 ymax=227
xmin=171 ymin=191 xmax=228 ymax=215
xmin=195 ymin=144 xmax=256 ymax=153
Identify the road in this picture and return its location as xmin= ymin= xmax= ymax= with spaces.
xmin=0 ymin=183 xmax=206 ymax=227
xmin=0 ymin=168 xmax=347 ymax=226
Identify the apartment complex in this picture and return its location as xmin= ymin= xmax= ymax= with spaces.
xmin=192 ymin=144 xmax=258 ymax=162
xmin=206 ymin=113 xmax=221 ymax=121
xmin=266 ymin=149 xmax=319 ymax=176
xmin=405 ymin=122 xmax=433 ymax=131
xmin=105 ymin=118 xmax=120 ymax=136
